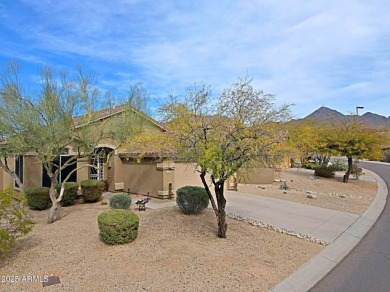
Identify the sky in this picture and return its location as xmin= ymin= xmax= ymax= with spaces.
xmin=0 ymin=0 xmax=389 ymax=119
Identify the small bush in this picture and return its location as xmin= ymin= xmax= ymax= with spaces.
xmin=0 ymin=188 xmax=33 ymax=255
xmin=314 ymin=166 xmax=335 ymax=178
xmin=81 ymin=180 xmax=104 ymax=203
xmin=352 ymin=163 xmax=363 ymax=180
xmin=97 ymin=209 xmax=139 ymax=245
xmin=56 ymin=182 xmax=78 ymax=206
xmin=176 ymin=186 xmax=209 ymax=215
xmin=25 ymin=187 xmax=51 ymax=210
xmin=279 ymin=182 xmax=289 ymax=190
xmin=109 ymin=194 xmax=132 ymax=210
xmin=331 ymin=160 xmax=348 ymax=171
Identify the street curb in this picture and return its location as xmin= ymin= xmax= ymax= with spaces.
xmin=270 ymin=169 xmax=388 ymax=292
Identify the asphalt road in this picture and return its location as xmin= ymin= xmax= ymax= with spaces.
xmin=311 ymin=161 xmax=390 ymax=292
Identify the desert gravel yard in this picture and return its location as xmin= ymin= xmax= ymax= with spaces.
xmin=1 ymin=204 xmax=322 ymax=292
xmin=0 ymin=168 xmax=377 ymax=291
xmin=238 ymin=168 xmax=378 ymax=215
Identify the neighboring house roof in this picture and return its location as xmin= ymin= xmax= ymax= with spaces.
xmin=72 ymin=104 xmax=168 ymax=132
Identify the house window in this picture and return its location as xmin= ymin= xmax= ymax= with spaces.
xmin=15 ymin=155 xmax=24 ymax=188
xmin=41 ymin=155 xmax=77 ymax=187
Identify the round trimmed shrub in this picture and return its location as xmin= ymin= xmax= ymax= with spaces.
xmin=314 ymin=166 xmax=335 ymax=178
xmin=25 ymin=187 xmax=51 ymax=210
xmin=81 ymin=180 xmax=104 ymax=203
xmin=109 ymin=194 xmax=132 ymax=210
xmin=97 ymin=209 xmax=139 ymax=245
xmin=56 ymin=182 xmax=78 ymax=206
xmin=176 ymin=186 xmax=209 ymax=215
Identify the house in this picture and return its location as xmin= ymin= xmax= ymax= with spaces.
xmin=0 ymin=106 xmax=216 ymax=198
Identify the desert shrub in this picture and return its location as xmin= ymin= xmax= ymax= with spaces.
xmin=331 ymin=160 xmax=348 ymax=171
xmin=109 ymin=194 xmax=132 ymax=210
xmin=97 ymin=209 xmax=139 ymax=245
xmin=0 ymin=188 xmax=33 ymax=255
xmin=80 ymin=180 xmax=104 ymax=203
xmin=352 ymin=163 xmax=363 ymax=180
xmin=314 ymin=166 xmax=335 ymax=178
xmin=56 ymin=182 xmax=78 ymax=206
xmin=279 ymin=182 xmax=289 ymax=190
xmin=25 ymin=187 xmax=51 ymax=210
xmin=176 ymin=186 xmax=209 ymax=215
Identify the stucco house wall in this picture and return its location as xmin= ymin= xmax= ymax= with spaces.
xmin=23 ymin=155 xmax=42 ymax=190
xmin=237 ymin=168 xmax=275 ymax=184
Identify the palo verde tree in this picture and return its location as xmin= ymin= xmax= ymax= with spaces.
xmin=0 ymin=61 xmax=146 ymax=223
xmin=322 ymin=116 xmax=383 ymax=183
xmin=285 ymin=119 xmax=323 ymax=166
xmin=159 ymin=78 xmax=290 ymax=238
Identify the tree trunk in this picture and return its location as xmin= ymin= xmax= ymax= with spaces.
xmin=47 ymin=181 xmax=59 ymax=224
xmin=0 ymin=158 xmax=24 ymax=192
xmin=200 ymin=171 xmax=218 ymax=212
xmin=343 ymin=156 xmax=353 ymax=183
xmin=199 ymin=171 xmax=228 ymax=238
xmin=214 ymin=181 xmax=227 ymax=238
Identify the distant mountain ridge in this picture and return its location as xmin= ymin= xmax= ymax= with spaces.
xmin=302 ymin=107 xmax=390 ymax=127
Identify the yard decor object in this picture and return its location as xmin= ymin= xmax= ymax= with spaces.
xmin=25 ymin=187 xmax=51 ymax=210
xmin=176 ymin=186 xmax=209 ymax=215
xmin=135 ymin=199 xmax=149 ymax=211
xmin=80 ymin=180 xmax=104 ymax=203
xmin=97 ymin=209 xmax=139 ymax=245
xmin=109 ymin=194 xmax=132 ymax=210
xmin=55 ymin=182 xmax=78 ymax=206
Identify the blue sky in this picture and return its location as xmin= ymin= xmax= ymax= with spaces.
xmin=0 ymin=0 xmax=389 ymax=119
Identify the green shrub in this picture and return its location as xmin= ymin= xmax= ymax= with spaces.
xmin=279 ymin=182 xmax=289 ymax=190
xmin=56 ymin=182 xmax=78 ymax=206
xmin=97 ymin=209 xmax=139 ymax=245
xmin=25 ymin=187 xmax=51 ymax=210
xmin=176 ymin=186 xmax=209 ymax=215
xmin=331 ymin=160 xmax=348 ymax=171
xmin=314 ymin=166 xmax=335 ymax=178
xmin=109 ymin=194 xmax=132 ymax=210
xmin=80 ymin=180 xmax=104 ymax=203
xmin=0 ymin=188 xmax=33 ymax=255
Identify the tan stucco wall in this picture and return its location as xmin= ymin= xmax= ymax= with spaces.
xmin=237 ymin=168 xmax=275 ymax=184
xmin=173 ymin=163 xmax=205 ymax=190
xmin=120 ymin=159 xmax=163 ymax=197
xmin=2 ymin=158 xmax=15 ymax=190
xmin=76 ymin=157 xmax=90 ymax=183
xmin=23 ymin=155 xmax=41 ymax=190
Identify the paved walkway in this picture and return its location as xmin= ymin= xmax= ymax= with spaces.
xmin=225 ymin=191 xmax=359 ymax=243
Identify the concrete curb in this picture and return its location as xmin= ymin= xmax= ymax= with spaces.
xmin=270 ymin=169 xmax=388 ymax=292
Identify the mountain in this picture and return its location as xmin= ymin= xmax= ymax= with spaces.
xmin=302 ymin=107 xmax=390 ymax=128
xmin=304 ymin=106 xmax=345 ymax=121
xmin=361 ymin=112 xmax=390 ymax=127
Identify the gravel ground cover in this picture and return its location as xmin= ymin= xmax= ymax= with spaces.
xmin=238 ymin=168 xmax=377 ymax=214
xmin=0 ymin=168 xmax=377 ymax=291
